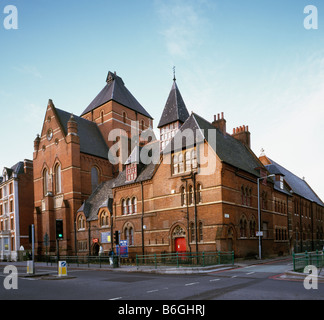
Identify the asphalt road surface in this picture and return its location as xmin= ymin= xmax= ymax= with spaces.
xmin=0 ymin=258 xmax=323 ymax=301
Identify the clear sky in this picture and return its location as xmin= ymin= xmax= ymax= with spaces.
xmin=0 ymin=0 xmax=323 ymax=200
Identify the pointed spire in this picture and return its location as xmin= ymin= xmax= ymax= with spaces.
xmin=157 ymin=73 xmax=189 ymax=128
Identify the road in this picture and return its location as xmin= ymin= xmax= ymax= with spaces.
xmin=0 ymin=258 xmax=323 ymax=301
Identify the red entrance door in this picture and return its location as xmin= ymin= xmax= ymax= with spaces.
xmin=175 ymin=237 xmax=186 ymax=253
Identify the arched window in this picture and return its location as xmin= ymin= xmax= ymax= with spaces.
xmin=178 ymin=153 xmax=184 ymax=173
xmin=173 ymin=154 xmax=179 ymax=175
xmin=77 ymin=215 xmax=85 ymax=230
xmin=240 ymin=216 xmax=247 ymax=238
xmin=43 ymin=168 xmax=49 ymax=196
xmin=188 ymin=185 xmax=193 ymax=205
xmin=125 ymin=228 xmax=129 ymax=243
xmin=123 ymin=112 xmax=127 ymax=124
xmin=54 ymin=163 xmax=62 ymax=194
xmin=185 ymin=151 xmax=191 ymax=172
xmin=197 ymin=184 xmax=202 ymax=203
xmin=249 ymin=218 xmax=256 ymax=238
xmin=100 ymin=211 xmax=109 ymax=227
xmin=190 ymin=222 xmax=195 ymax=242
xmin=129 ymin=227 xmax=134 ymax=245
xmin=127 ymin=198 xmax=132 ymax=214
xmin=91 ymin=167 xmax=99 ymax=192
xmin=198 ymin=222 xmax=203 ymax=242
xmin=122 ymin=199 xmax=127 ymax=215
xmin=180 ymin=186 xmax=186 ymax=206
xmin=132 ymin=197 xmax=137 ymax=214
xmin=141 ymin=120 xmax=145 ymax=131
xmin=191 ymin=149 xmax=197 ymax=169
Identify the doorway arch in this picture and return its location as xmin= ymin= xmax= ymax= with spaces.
xmin=92 ymin=242 xmax=100 ymax=256
xmin=172 ymin=225 xmax=186 ymax=253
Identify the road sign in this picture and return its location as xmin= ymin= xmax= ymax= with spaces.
xmin=58 ymin=261 xmax=67 ymax=277
xmin=101 ymin=231 xmax=111 ymax=243
xmin=116 ymin=240 xmax=128 ymax=258
xmin=256 ymin=231 xmax=263 ymax=237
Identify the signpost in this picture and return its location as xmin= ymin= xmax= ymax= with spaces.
xmin=27 ymin=224 xmax=35 ymax=274
xmin=116 ymin=240 xmax=128 ymax=258
xmin=58 ymin=261 xmax=67 ymax=277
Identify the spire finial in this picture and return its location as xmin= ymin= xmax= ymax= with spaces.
xmin=173 ymin=66 xmax=176 ymax=81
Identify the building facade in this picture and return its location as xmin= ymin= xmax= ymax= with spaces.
xmin=34 ymin=71 xmax=324 ymax=259
xmin=0 ymin=160 xmax=34 ymax=261
xmin=33 ymin=71 xmax=153 ymax=256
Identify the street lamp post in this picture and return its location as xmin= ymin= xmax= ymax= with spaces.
xmin=257 ymin=174 xmax=275 ymax=260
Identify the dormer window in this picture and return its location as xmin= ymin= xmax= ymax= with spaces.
xmin=280 ymin=176 xmax=284 ymax=190
xmin=126 ymin=163 xmax=137 ymax=182
xmin=3 ymin=170 xmax=7 ymax=182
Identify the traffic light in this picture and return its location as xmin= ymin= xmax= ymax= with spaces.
xmin=114 ymin=230 xmax=119 ymax=245
xmin=56 ymin=220 xmax=63 ymax=240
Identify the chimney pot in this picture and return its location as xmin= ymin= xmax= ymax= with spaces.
xmin=217 ymin=113 xmax=220 ymax=120
xmin=221 ymin=112 xmax=224 ymax=119
xmin=214 ymin=115 xmax=216 ymax=122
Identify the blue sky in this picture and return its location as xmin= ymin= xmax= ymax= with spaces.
xmin=1 ymin=0 xmax=323 ymax=199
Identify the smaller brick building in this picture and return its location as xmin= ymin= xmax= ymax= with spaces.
xmin=0 ymin=160 xmax=34 ymax=261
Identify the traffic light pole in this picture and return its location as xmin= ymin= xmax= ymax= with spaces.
xmin=31 ymin=224 xmax=35 ymax=274
xmin=56 ymin=239 xmax=60 ymax=263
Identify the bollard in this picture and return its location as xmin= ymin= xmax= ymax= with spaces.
xmin=58 ymin=261 xmax=67 ymax=277
xmin=27 ymin=260 xmax=34 ymax=274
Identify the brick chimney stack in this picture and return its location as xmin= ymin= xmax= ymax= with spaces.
xmin=232 ymin=125 xmax=251 ymax=148
xmin=67 ymin=114 xmax=80 ymax=145
xmin=212 ymin=112 xmax=226 ymax=135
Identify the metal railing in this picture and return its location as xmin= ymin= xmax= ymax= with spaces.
xmin=136 ymin=251 xmax=234 ymax=269
xmin=292 ymin=250 xmax=324 ymax=272
xmin=45 ymin=255 xmax=114 ymax=268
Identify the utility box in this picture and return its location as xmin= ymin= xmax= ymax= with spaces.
xmin=58 ymin=261 xmax=67 ymax=277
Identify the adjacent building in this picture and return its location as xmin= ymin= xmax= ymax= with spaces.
xmin=0 ymin=160 xmax=34 ymax=261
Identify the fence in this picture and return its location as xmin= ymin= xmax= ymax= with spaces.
xmin=45 ymin=255 xmax=113 ymax=268
xmin=136 ymin=251 xmax=234 ymax=269
xmin=292 ymin=250 xmax=324 ymax=272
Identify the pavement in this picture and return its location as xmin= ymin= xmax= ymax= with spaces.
xmin=1 ymin=255 xmax=324 ymax=281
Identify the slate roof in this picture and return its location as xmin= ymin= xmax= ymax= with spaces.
xmin=55 ymin=108 xmax=109 ymax=159
xmin=164 ymin=112 xmax=264 ymax=177
xmin=265 ymin=159 xmax=324 ymax=206
xmin=2 ymin=162 xmax=25 ymax=181
xmin=78 ymin=179 xmax=115 ymax=221
xmin=113 ymin=162 xmax=157 ymax=188
xmin=81 ymin=71 xmax=153 ymax=119
xmin=157 ymin=80 xmax=190 ymax=128
xmin=79 ymin=160 xmax=157 ymax=221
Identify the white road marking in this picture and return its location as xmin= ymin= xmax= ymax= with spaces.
xmin=209 ymin=279 xmax=220 ymax=282
xmin=147 ymin=289 xmax=159 ymax=293
xmin=246 ymin=272 xmax=255 ymax=275
xmin=185 ymin=282 xmax=199 ymax=286
xmin=109 ymin=297 xmax=122 ymax=300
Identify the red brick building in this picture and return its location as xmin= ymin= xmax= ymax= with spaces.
xmin=34 ymin=71 xmax=324 ymax=259
xmin=0 ymin=160 xmax=34 ymax=261
xmin=33 ymin=71 xmax=153 ymax=256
